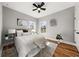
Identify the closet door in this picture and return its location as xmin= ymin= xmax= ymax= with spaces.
xmin=75 ymin=3 xmax=79 ymax=51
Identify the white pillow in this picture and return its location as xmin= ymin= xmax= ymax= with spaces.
xmin=17 ymin=30 xmax=23 ymax=36
xmin=22 ymin=32 xmax=31 ymax=36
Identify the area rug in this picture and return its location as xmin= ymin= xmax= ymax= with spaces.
xmin=34 ymin=42 xmax=58 ymax=57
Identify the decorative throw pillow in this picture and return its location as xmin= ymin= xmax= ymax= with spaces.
xmin=33 ymin=35 xmax=46 ymax=49
xmin=16 ymin=30 xmax=23 ymax=36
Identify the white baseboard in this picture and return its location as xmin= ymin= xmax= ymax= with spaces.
xmin=76 ymin=45 xmax=79 ymax=51
xmin=74 ymin=40 xmax=79 ymax=52
xmin=75 ymin=42 xmax=79 ymax=52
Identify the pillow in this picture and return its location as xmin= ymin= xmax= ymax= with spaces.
xmin=33 ymin=35 xmax=46 ymax=49
xmin=22 ymin=32 xmax=31 ymax=36
xmin=16 ymin=30 xmax=23 ymax=36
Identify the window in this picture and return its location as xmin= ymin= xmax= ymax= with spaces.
xmin=40 ymin=21 xmax=47 ymax=33
xmin=17 ymin=19 xmax=36 ymax=32
xmin=29 ymin=21 xmax=36 ymax=32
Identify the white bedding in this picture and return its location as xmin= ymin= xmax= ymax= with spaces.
xmin=15 ymin=34 xmax=46 ymax=57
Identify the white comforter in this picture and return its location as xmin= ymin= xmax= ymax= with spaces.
xmin=15 ymin=34 xmax=46 ymax=57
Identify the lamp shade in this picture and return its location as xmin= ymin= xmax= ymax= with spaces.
xmin=31 ymin=30 xmax=36 ymax=32
xmin=8 ymin=29 xmax=16 ymax=34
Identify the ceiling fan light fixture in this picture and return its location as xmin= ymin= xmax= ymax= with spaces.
xmin=38 ymin=8 xmax=40 ymax=10
xmin=32 ymin=2 xmax=46 ymax=13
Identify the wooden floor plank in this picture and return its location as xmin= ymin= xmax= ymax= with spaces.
xmin=53 ymin=42 xmax=79 ymax=57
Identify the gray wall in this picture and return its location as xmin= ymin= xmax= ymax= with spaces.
xmin=38 ymin=7 xmax=75 ymax=43
xmin=2 ymin=6 xmax=75 ymax=43
xmin=2 ymin=6 xmax=37 ymax=42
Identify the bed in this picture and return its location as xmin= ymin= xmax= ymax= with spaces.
xmin=15 ymin=30 xmax=46 ymax=57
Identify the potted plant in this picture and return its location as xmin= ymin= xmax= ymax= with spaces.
xmin=56 ymin=33 xmax=63 ymax=43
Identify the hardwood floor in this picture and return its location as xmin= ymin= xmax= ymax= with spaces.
xmin=53 ymin=42 xmax=79 ymax=57
xmin=2 ymin=39 xmax=79 ymax=57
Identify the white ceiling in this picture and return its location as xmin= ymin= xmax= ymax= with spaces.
xmin=2 ymin=2 xmax=75 ymax=18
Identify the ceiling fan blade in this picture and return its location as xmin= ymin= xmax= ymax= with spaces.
xmin=33 ymin=9 xmax=37 ymax=11
xmin=41 ymin=8 xmax=46 ymax=11
xmin=38 ymin=10 xmax=40 ymax=13
xmin=40 ymin=2 xmax=45 ymax=7
xmin=33 ymin=3 xmax=38 ymax=8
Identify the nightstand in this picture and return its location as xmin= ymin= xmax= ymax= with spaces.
xmin=2 ymin=34 xmax=15 ymax=46
xmin=2 ymin=34 xmax=18 ymax=57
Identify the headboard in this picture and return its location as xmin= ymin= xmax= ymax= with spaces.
xmin=16 ymin=29 xmax=29 ymax=36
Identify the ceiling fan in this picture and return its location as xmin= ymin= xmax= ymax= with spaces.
xmin=32 ymin=2 xmax=46 ymax=13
